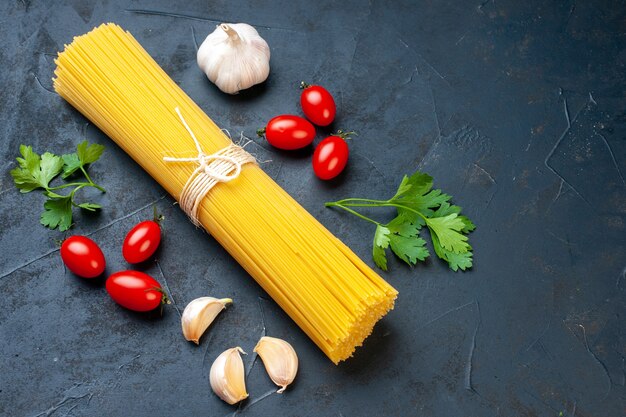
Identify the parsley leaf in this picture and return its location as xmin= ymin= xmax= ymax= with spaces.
xmin=431 ymin=232 xmax=473 ymax=271
xmin=77 ymin=140 xmax=105 ymax=165
xmin=62 ymin=141 xmax=105 ymax=178
xmin=11 ymin=142 xmax=106 ymax=231
xmin=373 ymin=225 xmax=391 ymax=270
xmin=10 ymin=146 xmax=63 ymax=192
xmin=326 ymin=169 xmax=476 ymax=272
xmin=426 ymin=213 xmax=470 ymax=254
xmin=40 ymin=196 xmax=73 ymax=231
xmin=389 ymin=233 xmax=429 ymax=265
xmin=78 ymin=202 xmax=102 ymax=211
xmin=61 ymin=153 xmax=82 ymax=178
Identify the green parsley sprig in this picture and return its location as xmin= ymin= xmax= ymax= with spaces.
xmin=10 ymin=141 xmax=106 ymax=231
xmin=325 ymin=170 xmax=475 ymax=271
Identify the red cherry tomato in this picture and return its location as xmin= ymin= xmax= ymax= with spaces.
xmin=300 ymin=83 xmax=336 ymax=126
xmin=60 ymin=235 xmax=106 ymax=278
xmin=122 ymin=220 xmax=161 ymax=264
xmin=106 ymin=270 xmax=165 ymax=312
xmin=258 ymin=115 xmax=316 ymax=150
xmin=312 ymin=132 xmax=353 ymax=180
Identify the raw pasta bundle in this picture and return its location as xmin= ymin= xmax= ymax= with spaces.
xmin=53 ymin=23 xmax=397 ymax=364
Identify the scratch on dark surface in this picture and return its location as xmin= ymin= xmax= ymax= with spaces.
xmin=522 ymin=388 xmax=561 ymax=413
xmin=477 ymin=0 xmax=493 ymax=14
xmin=547 ymin=231 xmax=571 ymax=246
xmin=456 ymin=32 xmax=468 ymax=45
xmin=619 ymin=356 xmax=626 ymax=387
xmin=191 ymin=26 xmax=199 ymax=51
xmin=588 ymin=91 xmax=597 ymax=105
xmin=155 ymin=259 xmax=181 ymax=318
xmin=127 ymin=9 xmax=222 ymax=23
xmin=617 ymin=267 xmax=626 ymax=290
xmin=85 ymin=195 xmax=167 ymax=238
xmin=244 ymin=133 xmax=274 ymax=153
xmin=227 ymin=390 xmax=275 ymax=417
xmin=202 ymin=332 xmax=215 ymax=367
xmin=429 ymin=84 xmax=441 ymax=140
xmin=36 ymin=51 xmax=56 ymax=65
xmin=464 ymin=300 xmax=481 ymax=393
xmin=553 ymin=179 xmax=565 ymax=203
xmin=247 ymin=297 xmax=268 ymax=377
xmin=60 ymin=402 xmax=79 ymax=417
xmin=117 ymin=354 xmax=141 ymax=370
xmin=353 ymin=151 xmax=387 ymax=181
xmin=594 ymin=132 xmax=625 ymax=185
xmin=339 ymin=89 xmax=344 ymax=112
xmin=274 ymin=161 xmax=284 ymax=182
xmin=420 ymin=300 xmax=475 ymax=328
xmin=0 ymin=247 xmax=60 ymax=280
xmin=402 ymin=66 xmax=419 ymax=86
xmin=565 ymin=0 xmax=576 ymax=28
xmin=544 ymin=93 xmax=591 ymax=206
xmin=32 ymin=389 xmax=91 ymax=417
xmin=577 ymin=324 xmax=613 ymax=399
xmin=397 ymin=34 xmax=451 ymax=87
xmin=526 ymin=317 xmax=551 ymax=351
xmin=346 ymin=39 xmax=359 ymax=76
xmin=473 ymin=163 xmax=496 ymax=184
xmin=126 ymin=9 xmax=294 ymax=32
xmin=483 ymin=188 xmax=497 ymax=213
xmin=33 ymin=73 xmax=55 ymax=94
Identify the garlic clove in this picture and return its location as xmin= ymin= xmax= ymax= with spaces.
xmin=210 ymin=347 xmax=249 ymax=405
xmin=181 ymin=297 xmax=232 ymax=344
xmin=197 ymin=22 xmax=270 ymax=94
xmin=254 ymin=336 xmax=298 ymax=393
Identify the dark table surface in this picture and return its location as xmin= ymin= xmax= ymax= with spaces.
xmin=1 ymin=1 xmax=625 ymax=416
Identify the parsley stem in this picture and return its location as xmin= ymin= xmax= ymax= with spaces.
xmin=327 ymin=200 xmax=430 ymax=223
xmin=79 ymin=166 xmax=106 ymax=192
xmin=332 ymin=198 xmax=386 ymax=205
xmin=48 ymin=181 xmax=92 ymax=190
xmin=324 ymin=202 xmax=381 ymax=226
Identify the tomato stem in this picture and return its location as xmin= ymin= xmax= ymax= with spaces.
xmin=334 ymin=130 xmax=357 ymax=141
xmin=299 ymin=81 xmax=311 ymax=89
xmin=256 ymin=127 xmax=266 ymax=137
xmin=147 ymin=287 xmax=171 ymax=306
xmin=153 ymin=205 xmax=165 ymax=224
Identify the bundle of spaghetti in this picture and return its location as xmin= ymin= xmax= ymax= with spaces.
xmin=53 ymin=23 xmax=397 ymax=364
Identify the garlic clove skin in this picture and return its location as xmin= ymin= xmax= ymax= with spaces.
xmin=254 ymin=336 xmax=298 ymax=393
xmin=181 ymin=297 xmax=232 ymax=344
xmin=197 ymin=23 xmax=270 ymax=94
xmin=210 ymin=347 xmax=249 ymax=405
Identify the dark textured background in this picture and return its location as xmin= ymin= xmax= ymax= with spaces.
xmin=1 ymin=1 xmax=625 ymax=416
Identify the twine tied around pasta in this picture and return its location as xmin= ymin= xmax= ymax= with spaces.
xmin=163 ymin=107 xmax=256 ymax=225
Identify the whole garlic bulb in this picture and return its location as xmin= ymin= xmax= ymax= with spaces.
xmin=197 ymin=23 xmax=270 ymax=94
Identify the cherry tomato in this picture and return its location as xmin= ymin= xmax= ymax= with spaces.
xmin=312 ymin=131 xmax=354 ymax=180
xmin=300 ymin=82 xmax=336 ymax=126
xmin=60 ymin=235 xmax=106 ymax=278
xmin=258 ymin=115 xmax=315 ymax=150
xmin=123 ymin=220 xmax=161 ymax=264
xmin=106 ymin=270 xmax=165 ymax=312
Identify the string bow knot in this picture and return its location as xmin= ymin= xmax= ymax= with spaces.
xmin=163 ymin=107 xmax=255 ymax=225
